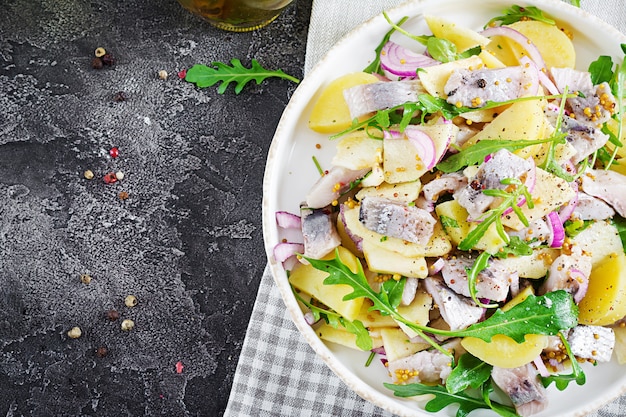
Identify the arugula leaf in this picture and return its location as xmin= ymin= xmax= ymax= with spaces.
xmin=485 ymin=5 xmax=555 ymax=27
xmin=436 ymin=137 xmax=557 ymax=173
xmin=440 ymin=215 xmax=460 ymax=229
xmin=481 ymin=379 xmax=520 ymax=417
xmin=466 ymin=252 xmax=499 ymax=308
xmin=588 ymin=56 xmax=615 ymax=85
xmin=185 ymin=59 xmax=299 ymax=94
xmin=492 ymin=236 xmax=533 ymax=259
xmin=446 ymin=353 xmax=492 ymax=394
xmin=364 ymin=15 xmax=409 ymax=74
xmin=384 ymin=382 xmax=517 ymax=417
xmin=292 ymin=289 xmax=373 ymax=351
xmin=611 ymin=215 xmax=626 ymax=252
xmin=381 ymin=277 xmax=406 ymax=310
xmin=564 ymin=218 xmax=592 ymax=238
xmin=306 ymin=250 xmax=578 ymax=344
xmin=541 ymin=332 xmax=586 ymax=390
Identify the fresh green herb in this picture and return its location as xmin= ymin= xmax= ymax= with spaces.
xmin=380 ymin=236 xmax=388 ymax=242
xmin=381 ymin=276 xmax=406 ymax=311
xmin=305 ymin=251 xmax=578 ymax=345
xmin=384 ymin=380 xmax=517 ymax=417
xmin=312 ymin=155 xmax=324 ymax=176
xmin=564 ymin=218 xmax=592 ymax=238
xmin=588 ymin=56 xmax=615 ymax=85
xmin=446 ymin=353 xmax=493 ymax=394
xmin=481 ymin=379 xmax=520 ymax=417
xmin=440 ymin=215 xmax=460 ymax=229
xmin=466 ymin=252 xmax=499 ymax=308
xmin=436 ymin=136 xmax=558 ymax=173
xmin=293 ymin=289 xmax=373 ymax=351
xmin=485 ymin=5 xmax=555 ymax=27
xmin=382 ymin=12 xmax=480 ymax=63
xmin=492 ymin=236 xmax=534 ymax=258
xmin=365 ymin=351 xmax=376 ymax=367
xmin=541 ymin=332 xmax=586 ymax=389
xmin=363 ymin=15 xmax=409 ymax=74
xmin=608 ymin=51 xmax=626 ymax=168
xmin=185 ymin=59 xmax=299 ymax=94
xmin=611 ymin=215 xmax=626 ymax=252
xmin=458 ymin=178 xmax=533 ymax=251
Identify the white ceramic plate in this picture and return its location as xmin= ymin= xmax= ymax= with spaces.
xmin=262 ymin=1 xmax=626 ymax=416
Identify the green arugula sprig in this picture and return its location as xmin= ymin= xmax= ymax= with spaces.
xmin=305 ymin=250 xmax=578 ymax=348
xmin=185 ymin=59 xmax=299 ymax=94
xmin=485 ymin=5 xmax=556 ymax=28
xmin=465 ymin=252 xmax=499 ymax=308
xmin=293 ymin=289 xmax=373 ymax=351
xmin=458 ymin=178 xmax=534 ymax=251
xmin=541 ymin=332 xmax=586 ymax=390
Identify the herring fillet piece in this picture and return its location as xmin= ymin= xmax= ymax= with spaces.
xmin=491 ymin=363 xmax=548 ymax=417
xmin=343 ymin=80 xmax=425 ymax=120
xmin=444 ymin=65 xmax=538 ymax=107
xmin=305 ymin=165 xmax=369 ymax=209
xmin=581 ymin=169 xmax=626 ymax=217
xmin=359 ymin=197 xmax=436 ymax=245
xmin=423 ymin=276 xmax=484 ymax=331
xmin=440 ymin=256 xmax=515 ymax=302
xmin=300 ymin=205 xmax=341 ymax=259
xmin=567 ymin=325 xmax=615 ymax=362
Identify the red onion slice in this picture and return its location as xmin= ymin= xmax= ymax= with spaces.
xmin=481 ymin=26 xmax=547 ymax=71
xmin=276 ymin=211 xmax=302 ymax=229
xmin=569 ymin=268 xmax=589 ymax=304
xmin=546 ymin=211 xmax=565 ymax=248
xmin=273 ymin=242 xmax=304 ymax=263
xmin=404 ymin=127 xmax=437 ymax=170
xmin=429 ymin=258 xmax=445 ymax=276
xmin=380 ymin=41 xmax=439 ymax=78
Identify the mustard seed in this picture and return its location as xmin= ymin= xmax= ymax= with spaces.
xmin=67 ymin=326 xmax=82 ymax=339
xmin=158 ymin=70 xmax=168 ymax=80
xmin=95 ymin=47 xmax=106 ymax=58
xmin=84 ymin=170 xmax=94 ymax=180
xmin=121 ymin=319 xmax=135 ymax=331
xmin=80 ymin=273 xmax=92 ymax=284
xmin=124 ymin=295 xmax=137 ymax=307
xmin=115 ymin=171 xmax=124 ymax=181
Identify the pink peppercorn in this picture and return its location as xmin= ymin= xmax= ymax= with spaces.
xmin=109 ymin=147 xmax=119 ymax=158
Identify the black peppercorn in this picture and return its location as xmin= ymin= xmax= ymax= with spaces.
xmin=101 ymin=53 xmax=115 ymax=66
xmin=113 ymin=91 xmax=127 ymax=102
xmin=91 ymin=57 xmax=103 ymax=69
xmin=105 ymin=309 xmax=120 ymax=321
xmin=95 ymin=346 xmax=108 ymax=357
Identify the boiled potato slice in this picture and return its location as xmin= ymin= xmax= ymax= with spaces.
xmin=578 ymin=252 xmax=626 ymax=326
xmin=462 ymin=99 xmax=546 ymax=160
xmin=502 ymin=285 xmax=535 ymax=311
xmin=461 ymin=334 xmax=548 ymax=368
xmin=419 ymin=55 xmax=483 ymax=98
xmin=381 ymin=327 xmax=431 ymax=361
xmin=484 ymin=36 xmax=524 ymax=67
xmin=362 ymin=239 xmax=428 ymax=278
xmin=506 ymin=21 xmax=575 ymax=69
xmin=336 ymin=215 xmax=363 ymax=257
xmin=610 ymin=158 xmax=626 ymax=177
xmin=356 ymin=180 xmax=422 ymax=203
xmin=425 ymin=15 xmax=490 ymax=52
xmin=332 ymin=131 xmax=382 ymax=170
xmin=435 ymin=199 xmax=507 ymax=254
xmin=341 ymin=204 xmax=451 ymax=258
xmin=317 ymin=323 xmax=383 ymax=351
xmin=308 ymin=72 xmax=379 ymax=133
xmin=289 ymin=246 xmax=364 ymax=321
xmin=501 ymin=167 xmax=576 ymax=231
xmin=571 ymin=221 xmax=624 ymax=268
xmin=495 ymin=248 xmax=560 ymax=279
xmin=355 ymin=291 xmax=432 ymax=329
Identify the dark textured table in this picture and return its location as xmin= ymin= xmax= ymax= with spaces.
xmin=0 ymin=0 xmax=311 ymax=415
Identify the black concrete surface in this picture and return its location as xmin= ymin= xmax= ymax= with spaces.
xmin=0 ymin=0 xmax=311 ymax=415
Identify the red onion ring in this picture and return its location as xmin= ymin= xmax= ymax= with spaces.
xmin=273 ymin=242 xmax=304 ymax=263
xmin=546 ymin=211 xmax=565 ymax=248
xmin=480 ymin=26 xmax=547 ymax=71
xmin=569 ymin=268 xmax=589 ymax=304
xmin=275 ymin=211 xmax=302 ymax=229
xmin=404 ymin=127 xmax=437 ymax=170
xmin=380 ymin=41 xmax=439 ymax=78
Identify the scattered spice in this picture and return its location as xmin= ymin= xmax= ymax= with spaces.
xmin=95 ymin=47 xmax=106 ymax=58
xmin=67 ymin=326 xmax=82 ymax=339
xmin=109 ymin=147 xmax=119 ymax=158
xmin=80 ymin=273 xmax=92 ymax=284
xmin=113 ymin=91 xmax=127 ymax=102
xmin=91 ymin=57 xmax=104 ymax=69
xmin=125 ymin=295 xmax=138 ymax=307
xmin=101 ymin=53 xmax=115 ymax=66
xmin=175 ymin=361 xmax=184 ymax=374
xmin=115 ymin=171 xmax=124 ymax=181
xmin=103 ymin=172 xmax=118 ymax=184
xmin=121 ymin=319 xmax=135 ymax=331
xmin=158 ymin=70 xmax=168 ymax=80
xmin=105 ymin=309 xmax=120 ymax=321
xmin=95 ymin=346 xmax=108 ymax=357
xmin=118 ymin=191 xmax=129 ymax=200
xmin=84 ymin=170 xmax=94 ymax=180
xmin=178 ymin=69 xmax=187 ymax=79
